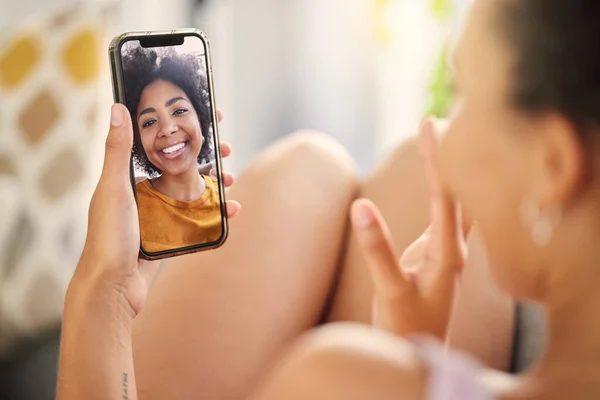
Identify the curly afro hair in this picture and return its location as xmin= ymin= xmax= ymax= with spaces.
xmin=121 ymin=45 xmax=213 ymax=177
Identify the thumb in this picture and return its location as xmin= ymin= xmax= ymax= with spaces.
xmin=102 ymin=104 xmax=133 ymax=182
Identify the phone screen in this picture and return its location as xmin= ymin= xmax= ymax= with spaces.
xmin=118 ymin=34 xmax=225 ymax=256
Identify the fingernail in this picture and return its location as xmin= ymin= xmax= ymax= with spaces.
xmin=110 ymin=104 xmax=124 ymax=127
xmin=353 ymin=203 xmax=374 ymax=228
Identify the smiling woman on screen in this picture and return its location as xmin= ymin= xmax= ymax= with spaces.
xmin=121 ymin=46 xmax=222 ymax=252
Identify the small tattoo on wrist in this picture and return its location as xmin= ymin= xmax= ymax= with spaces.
xmin=123 ymin=372 xmax=129 ymax=400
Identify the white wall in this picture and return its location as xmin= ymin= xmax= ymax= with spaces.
xmin=194 ymin=0 xmax=380 ymax=174
xmin=192 ymin=0 xmax=456 ymax=174
xmin=119 ymin=0 xmax=194 ymax=32
xmin=2 ymin=0 xmax=466 ymax=174
xmin=287 ymin=0 xmax=379 ymax=172
xmin=377 ymin=0 xmax=449 ymax=153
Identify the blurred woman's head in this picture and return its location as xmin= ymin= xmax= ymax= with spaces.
xmin=121 ymin=46 xmax=213 ymax=177
xmin=439 ymin=0 xmax=600 ymax=300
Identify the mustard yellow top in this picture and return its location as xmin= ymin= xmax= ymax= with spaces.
xmin=135 ymin=175 xmax=223 ymax=253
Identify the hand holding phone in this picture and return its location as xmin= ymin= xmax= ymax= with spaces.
xmin=57 ymin=102 xmax=240 ymax=399
xmin=109 ymin=29 xmax=234 ymax=260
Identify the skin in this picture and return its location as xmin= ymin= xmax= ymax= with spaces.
xmin=57 ymin=0 xmax=600 ymax=397
xmin=443 ymin=1 xmax=600 ymax=396
xmin=136 ymin=79 xmax=206 ymax=202
xmin=250 ymin=1 xmax=600 ymax=398
xmin=56 ymin=104 xmax=240 ymax=400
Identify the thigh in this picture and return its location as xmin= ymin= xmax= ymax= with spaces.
xmin=326 ymin=137 xmax=430 ymax=322
xmin=132 ymin=131 xmax=359 ymax=400
xmin=326 ymin=136 xmax=515 ymax=371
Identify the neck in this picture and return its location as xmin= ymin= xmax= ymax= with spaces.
xmin=154 ymin=166 xmax=205 ymax=202
xmin=511 ymin=200 xmax=600 ymax=399
xmin=518 ymin=291 xmax=600 ymax=398
xmin=525 ymin=239 xmax=600 ymax=395
xmin=540 ymin=206 xmax=600 ymax=367
xmin=543 ymin=292 xmax=600 ymax=368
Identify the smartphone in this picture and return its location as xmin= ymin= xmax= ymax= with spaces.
xmin=109 ymin=29 xmax=228 ymax=260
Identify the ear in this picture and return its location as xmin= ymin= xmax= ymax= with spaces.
xmin=536 ymin=114 xmax=588 ymax=208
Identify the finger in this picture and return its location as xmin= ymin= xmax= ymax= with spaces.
xmin=102 ymin=104 xmax=133 ymax=185
xmin=420 ymin=119 xmax=464 ymax=299
xmin=423 ymin=119 xmax=471 ymax=245
xmin=351 ymin=199 xmax=409 ymax=297
xmin=421 ymin=118 xmax=462 ymax=262
xmin=420 ymin=118 xmax=446 ymax=199
xmin=222 ymin=172 xmax=235 ymax=187
xmin=399 ymin=228 xmax=430 ymax=271
xmin=209 ymin=169 xmax=235 ymax=187
xmin=400 ymin=228 xmax=444 ymax=293
xmin=460 ymin=205 xmax=473 ymax=239
xmin=219 ymin=142 xmax=232 ymax=158
xmin=198 ymin=162 xmax=214 ymax=176
xmin=455 ymin=202 xmax=469 ymax=257
xmin=225 ymin=200 xmax=241 ymax=218
xmin=217 ymin=109 xmax=224 ymax=123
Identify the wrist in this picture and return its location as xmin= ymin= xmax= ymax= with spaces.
xmin=58 ymin=263 xmax=138 ymax=400
xmin=66 ymin=266 xmax=136 ymax=328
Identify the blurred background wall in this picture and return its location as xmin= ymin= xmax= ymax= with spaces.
xmin=1 ymin=0 xmax=464 ymax=172
xmin=0 ymin=0 xmax=464 ymax=398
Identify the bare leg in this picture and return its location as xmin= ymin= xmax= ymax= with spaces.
xmin=250 ymin=324 xmax=427 ymax=400
xmin=132 ymin=131 xmax=359 ymax=400
xmin=326 ymin=136 xmax=515 ymax=371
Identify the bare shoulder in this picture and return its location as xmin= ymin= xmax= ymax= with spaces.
xmin=250 ymin=323 xmax=428 ymax=400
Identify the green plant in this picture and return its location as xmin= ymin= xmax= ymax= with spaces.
xmin=425 ymin=44 xmax=453 ymax=117
xmin=425 ymin=0 xmax=454 ymax=118
xmin=431 ymin=0 xmax=452 ymax=21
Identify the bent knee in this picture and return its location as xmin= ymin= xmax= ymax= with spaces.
xmin=281 ymin=130 xmax=357 ymax=173
xmin=245 ymin=130 xmax=359 ymax=195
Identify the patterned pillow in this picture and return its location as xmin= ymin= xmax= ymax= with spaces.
xmin=0 ymin=3 xmax=117 ymax=357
